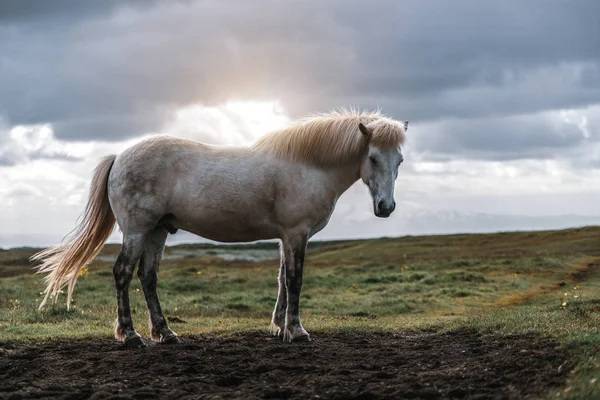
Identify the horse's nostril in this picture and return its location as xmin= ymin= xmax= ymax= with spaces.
xmin=377 ymin=200 xmax=384 ymax=212
xmin=391 ymin=202 xmax=396 ymax=211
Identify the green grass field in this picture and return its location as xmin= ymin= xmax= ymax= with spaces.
xmin=1 ymin=227 xmax=599 ymax=398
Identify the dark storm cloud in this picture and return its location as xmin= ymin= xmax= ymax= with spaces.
xmin=50 ymin=114 xmax=168 ymax=141
xmin=0 ymin=0 xmax=599 ymax=155
xmin=411 ymin=108 xmax=600 ymax=161
xmin=0 ymin=0 xmax=158 ymax=24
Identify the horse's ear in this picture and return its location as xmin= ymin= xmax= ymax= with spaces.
xmin=403 ymin=121 xmax=409 ymax=132
xmin=359 ymin=123 xmax=372 ymax=137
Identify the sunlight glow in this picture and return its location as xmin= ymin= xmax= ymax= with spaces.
xmin=166 ymin=100 xmax=290 ymax=146
xmin=223 ymin=100 xmax=290 ymax=138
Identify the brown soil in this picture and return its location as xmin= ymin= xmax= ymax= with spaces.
xmin=569 ymin=257 xmax=600 ymax=282
xmin=0 ymin=330 xmax=569 ymax=400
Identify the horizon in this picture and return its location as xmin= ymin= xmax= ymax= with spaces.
xmin=3 ymin=224 xmax=599 ymax=251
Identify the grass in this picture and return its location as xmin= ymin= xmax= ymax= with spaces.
xmin=1 ymin=226 xmax=600 ymax=398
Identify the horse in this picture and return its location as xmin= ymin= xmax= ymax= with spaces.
xmin=32 ymin=109 xmax=408 ymax=348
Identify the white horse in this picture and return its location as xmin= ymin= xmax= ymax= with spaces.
xmin=32 ymin=109 xmax=408 ymax=348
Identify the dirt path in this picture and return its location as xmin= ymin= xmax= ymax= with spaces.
xmin=0 ymin=330 xmax=568 ymax=399
xmin=496 ymin=256 xmax=600 ymax=308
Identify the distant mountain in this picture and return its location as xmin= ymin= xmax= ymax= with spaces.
xmin=163 ymin=209 xmax=600 ymax=244
xmin=316 ymin=209 xmax=600 ymax=240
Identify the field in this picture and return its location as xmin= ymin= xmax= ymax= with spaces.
xmin=1 ymin=227 xmax=599 ymax=399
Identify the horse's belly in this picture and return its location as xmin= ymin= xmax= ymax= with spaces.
xmin=173 ymin=213 xmax=279 ymax=243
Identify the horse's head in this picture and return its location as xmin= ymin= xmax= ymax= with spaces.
xmin=358 ymin=120 xmax=407 ymax=218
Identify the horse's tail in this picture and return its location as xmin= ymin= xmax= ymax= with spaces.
xmin=32 ymin=155 xmax=118 ymax=310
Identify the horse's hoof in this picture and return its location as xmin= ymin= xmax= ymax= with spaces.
xmin=124 ymin=336 xmax=147 ymax=349
xmin=291 ymin=334 xmax=311 ymax=343
xmin=161 ymin=335 xmax=181 ymax=345
xmin=270 ymin=322 xmax=283 ymax=338
xmin=283 ymin=327 xmax=311 ymax=343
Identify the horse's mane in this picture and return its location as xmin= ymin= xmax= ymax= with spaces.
xmin=250 ymin=109 xmax=407 ymax=166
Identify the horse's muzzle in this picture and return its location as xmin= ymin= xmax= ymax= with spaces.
xmin=375 ymin=200 xmax=395 ymax=218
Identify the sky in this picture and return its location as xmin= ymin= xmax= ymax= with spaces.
xmin=1 ymin=0 xmax=599 ymax=247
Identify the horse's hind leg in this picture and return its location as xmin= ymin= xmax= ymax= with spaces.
xmin=137 ymin=227 xmax=180 ymax=344
xmin=113 ymin=233 xmax=146 ymax=348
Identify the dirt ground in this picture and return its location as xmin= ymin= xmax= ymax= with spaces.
xmin=0 ymin=329 xmax=569 ymax=400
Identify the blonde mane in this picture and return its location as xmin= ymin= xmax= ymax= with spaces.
xmin=250 ymin=109 xmax=407 ymax=166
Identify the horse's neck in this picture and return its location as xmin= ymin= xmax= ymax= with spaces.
xmin=324 ymin=162 xmax=363 ymax=198
xmin=212 ymin=145 xmax=362 ymax=198
xmin=325 ymin=146 xmax=367 ymax=197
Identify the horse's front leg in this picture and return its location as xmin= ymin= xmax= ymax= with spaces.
xmin=270 ymin=255 xmax=287 ymax=337
xmin=281 ymin=233 xmax=310 ymax=342
xmin=138 ymin=227 xmax=180 ymax=344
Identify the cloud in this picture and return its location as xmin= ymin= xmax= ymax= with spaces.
xmin=0 ymin=102 xmax=292 ymax=246
xmin=1 ymin=0 xmax=599 ymax=143
xmin=0 ymin=0 xmax=154 ymax=24
xmin=409 ymin=105 xmax=600 ymax=161
xmin=1 ymin=102 xmax=600 ymax=248
xmin=0 ymin=124 xmax=90 ymax=166
xmin=163 ymin=101 xmax=290 ymax=145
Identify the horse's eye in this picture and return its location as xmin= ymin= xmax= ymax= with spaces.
xmin=369 ymin=156 xmax=377 ymax=166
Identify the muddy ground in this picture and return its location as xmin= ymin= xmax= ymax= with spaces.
xmin=0 ymin=330 xmax=569 ymax=400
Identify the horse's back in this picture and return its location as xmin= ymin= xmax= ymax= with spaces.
xmin=109 ymin=135 xmax=205 ymax=203
xmin=107 ymin=135 xmax=280 ymax=239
